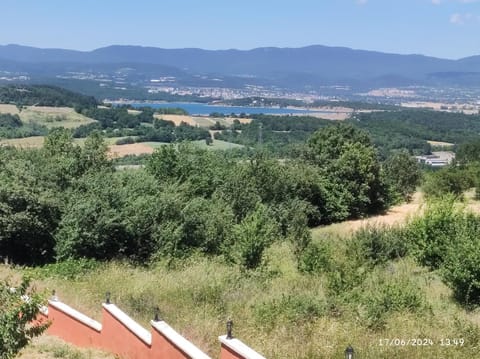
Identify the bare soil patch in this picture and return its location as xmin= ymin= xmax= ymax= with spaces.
xmin=108 ymin=143 xmax=154 ymax=158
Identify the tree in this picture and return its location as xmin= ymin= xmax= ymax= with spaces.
xmin=307 ymin=124 xmax=387 ymax=217
xmin=0 ymin=152 xmax=59 ymax=265
xmin=383 ymin=150 xmax=421 ymax=203
xmin=0 ymin=277 xmax=49 ymax=359
xmin=79 ymin=131 xmax=112 ymax=174
xmin=54 ymin=171 xmax=130 ymax=260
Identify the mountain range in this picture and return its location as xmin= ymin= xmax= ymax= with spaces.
xmin=0 ymin=44 xmax=479 ymax=91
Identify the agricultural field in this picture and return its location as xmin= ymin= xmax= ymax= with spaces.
xmin=155 ymin=114 xmax=252 ymax=128
xmin=0 ymin=103 xmax=20 ymax=115
xmin=0 ymin=104 xmax=96 ymax=129
xmin=0 ymin=136 xmax=243 ymax=157
xmin=0 ymin=136 xmax=126 ymax=149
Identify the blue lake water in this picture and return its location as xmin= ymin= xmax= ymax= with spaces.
xmin=131 ymin=102 xmax=317 ymax=116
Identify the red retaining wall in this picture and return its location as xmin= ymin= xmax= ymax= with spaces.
xmin=37 ymin=298 xmax=264 ymax=359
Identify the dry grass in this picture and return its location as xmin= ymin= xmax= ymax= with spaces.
xmin=155 ymin=114 xmax=197 ymax=126
xmin=0 ymin=103 xmax=20 ymax=114
xmin=108 ymin=143 xmax=155 ymax=158
xmin=0 ymin=136 xmax=45 ymax=148
xmin=154 ymin=114 xmax=252 ymax=128
xmin=17 ymin=336 xmax=115 ymax=359
xmin=0 ymin=137 xmax=124 ymax=150
xmin=312 ymin=192 xmax=424 ymax=238
xmin=427 ymin=140 xmax=454 ymax=147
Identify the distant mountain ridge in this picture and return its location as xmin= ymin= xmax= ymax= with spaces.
xmin=0 ymin=43 xmax=478 ymax=89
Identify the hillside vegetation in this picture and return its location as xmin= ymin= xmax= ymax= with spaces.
xmin=4 ymin=86 xmax=480 ymax=358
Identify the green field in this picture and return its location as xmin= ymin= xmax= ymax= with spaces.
xmin=20 ymin=106 xmax=96 ymax=129
xmin=0 ymin=104 xmax=95 ymax=129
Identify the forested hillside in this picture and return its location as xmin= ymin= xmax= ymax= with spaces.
xmin=0 ymin=85 xmax=98 ymax=108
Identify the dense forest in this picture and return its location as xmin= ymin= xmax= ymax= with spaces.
xmin=215 ymin=110 xmax=480 ymax=157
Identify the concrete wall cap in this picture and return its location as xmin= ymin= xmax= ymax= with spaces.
xmin=151 ymin=320 xmax=211 ymax=359
xmin=39 ymin=305 xmax=48 ymax=315
xmin=219 ymin=335 xmax=266 ymax=359
xmin=102 ymin=303 xmax=152 ymax=345
xmin=48 ymin=300 xmax=102 ymax=332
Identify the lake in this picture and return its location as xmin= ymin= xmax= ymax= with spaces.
xmin=131 ymin=102 xmax=317 ymax=116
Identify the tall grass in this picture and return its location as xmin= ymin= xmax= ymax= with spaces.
xmin=8 ymin=196 xmax=480 ymax=358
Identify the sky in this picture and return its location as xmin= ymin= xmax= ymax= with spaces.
xmin=1 ymin=0 xmax=479 ymax=59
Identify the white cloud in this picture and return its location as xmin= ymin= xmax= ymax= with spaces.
xmin=356 ymin=0 xmax=368 ymax=5
xmin=450 ymin=12 xmax=477 ymax=24
xmin=432 ymin=0 xmax=480 ymax=4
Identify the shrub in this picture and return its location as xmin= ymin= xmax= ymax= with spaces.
xmin=441 ymin=224 xmax=480 ymax=306
xmin=254 ymin=294 xmax=326 ymax=330
xmin=231 ymin=204 xmax=278 ymax=270
xmin=352 ymin=225 xmax=410 ymax=266
xmin=115 ymin=137 xmax=135 ymax=145
xmin=406 ymin=196 xmax=461 ymax=269
xmin=0 ymin=277 xmax=50 ymax=359
xmin=25 ymin=258 xmax=101 ymax=280
xmin=361 ymin=277 xmax=426 ymax=330
xmin=298 ymin=241 xmax=331 ymax=274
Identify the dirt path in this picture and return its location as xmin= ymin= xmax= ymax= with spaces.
xmin=312 ymin=192 xmax=423 ymax=237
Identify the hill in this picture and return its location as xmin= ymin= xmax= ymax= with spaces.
xmin=0 ymin=84 xmax=98 ymax=108
xmin=1 ymin=44 xmax=480 ymax=90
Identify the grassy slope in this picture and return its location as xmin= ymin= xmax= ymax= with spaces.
xmin=19 ymin=107 xmax=96 ymax=129
xmin=0 ymin=105 xmax=95 ymax=129
xmin=5 ymin=194 xmax=480 ymax=358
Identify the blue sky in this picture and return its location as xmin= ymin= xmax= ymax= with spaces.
xmin=1 ymin=0 xmax=479 ymax=59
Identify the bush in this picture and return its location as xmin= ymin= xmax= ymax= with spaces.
xmin=406 ymin=196 xmax=461 ymax=269
xmin=0 ymin=277 xmax=50 ymax=359
xmin=360 ymin=277 xmax=426 ymax=330
xmin=298 ymin=241 xmax=331 ymax=274
xmin=115 ymin=137 xmax=135 ymax=145
xmin=25 ymin=258 xmax=101 ymax=280
xmin=231 ymin=204 xmax=279 ymax=270
xmin=422 ymin=167 xmax=472 ymax=199
xmin=352 ymin=225 xmax=410 ymax=266
xmin=441 ymin=223 xmax=480 ymax=306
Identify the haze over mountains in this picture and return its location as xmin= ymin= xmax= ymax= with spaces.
xmin=0 ymin=44 xmax=479 ymax=90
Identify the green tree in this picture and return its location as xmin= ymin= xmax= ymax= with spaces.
xmin=54 ymin=171 xmax=130 ymax=260
xmin=0 ymin=152 xmax=59 ymax=265
xmin=383 ymin=150 xmax=421 ymax=202
xmin=307 ymin=124 xmax=387 ymax=217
